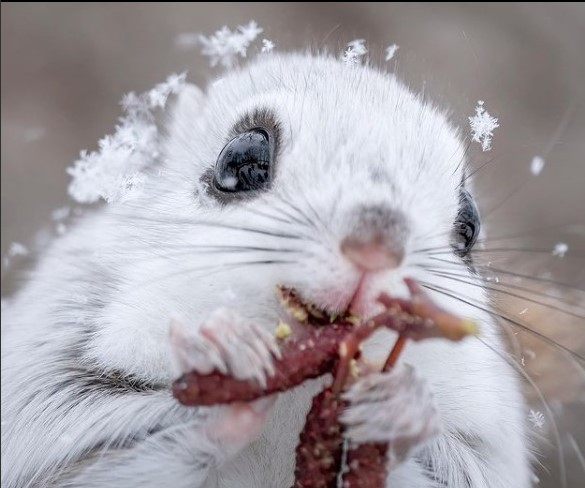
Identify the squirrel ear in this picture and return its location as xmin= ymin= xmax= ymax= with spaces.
xmin=171 ymin=82 xmax=204 ymax=122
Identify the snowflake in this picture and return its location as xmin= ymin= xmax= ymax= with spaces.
xmin=528 ymin=410 xmax=545 ymax=429
xmin=261 ymin=38 xmax=275 ymax=53
xmin=56 ymin=223 xmax=67 ymax=236
xmin=552 ymin=242 xmax=568 ymax=257
xmin=385 ymin=43 xmax=399 ymax=61
xmin=7 ymin=242 xmax=28 ymax=257
xmin=342 ymin=39 xmax=367 ymax=66
xmin=148 ymin=73 xmax=186 ymax=108
xmin=347 ymin=39 xmax=367 ymax=55
xmin=197 ymin=21 xmax=263 ymax=68
xmin=3 ymin=242 xmax=29 ymax=268
xmin=51 ymin=206 xmax=71 ymax=221
xmin=239 ymin=21 xmax=263 ymax=40
xmin=468 ymin=100 xmax=499 ymax=152
xmin=52 ymin=206 xmax=71 ymax=235
xmin=67 ymin=72 xmax=186 ymax=204
xmin=530 ymin=156 xmax=545 ymax=175
xmin=342 ymin=47 xmax=360 ymax=65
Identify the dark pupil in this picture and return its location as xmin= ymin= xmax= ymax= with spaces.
xmin=214 ymin=130 xmax=271 ymax=192
xmin=454 ymin=189 xmax=480 ymax=257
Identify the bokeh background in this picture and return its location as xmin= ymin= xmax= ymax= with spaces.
xmin=2 ymin=3 xmax=584 ymax=486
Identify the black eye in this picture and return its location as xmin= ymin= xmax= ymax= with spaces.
xmin=213 ymin=129 xmax=272 ymax=193
xmin=453 ymin=189 xmax=481 ymax=257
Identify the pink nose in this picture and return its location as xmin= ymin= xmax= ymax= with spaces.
xmin=340 ymin=237 xmax=403 ymax=271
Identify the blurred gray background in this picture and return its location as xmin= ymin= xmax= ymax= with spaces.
xmin=2 ymin=3 xmax=584 ymax=486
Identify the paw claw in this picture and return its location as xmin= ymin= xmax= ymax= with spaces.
xmin=253 ymin=324 xmax=282 ymax=359
xmin=169 ymin=311 xmax=279 ymax=385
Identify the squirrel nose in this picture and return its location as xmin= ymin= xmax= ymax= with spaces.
xmin=340 ymin=235 xmax=404 ymax=271
xmin=341 ymin=204 xmax=408 ymax=272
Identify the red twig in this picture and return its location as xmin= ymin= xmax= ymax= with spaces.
xmin=293 ymin=388 xmax=344 ymax=488
xmin=383 ymin=334 xmax=407 ymax=371
xmin=173 ymin=322 xmax=352 ymax=406
xmin=172 ymin=278 xmax=478 ymax=487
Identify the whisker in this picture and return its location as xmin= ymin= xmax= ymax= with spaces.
xmin=275 ymin=191 xmax=338 ymax=255
xmin=144 ymin=247 xmax=306 ymax=259
xmin=125 ymin=259 xmax=300 ymax=296
xmin=427 ymin=257 xmax=585 ymax=292
xmin=95 ymin=235 xmax=311 ymax=266
xmin=296 ymin=190 xmax=333 ymax=239
xmin=276 ymin=192 xmax=321 ymax=233
xmin=412 ymin=222 xmax=580 ymax=255
xmin=251 ymin=206 xmax=302 ymax=227
xmin=452 ymin=137 xmax=473 ymax=178
xmin=410 ymin=224 xmax=454 ymax=248
xmin=131 ymin=244 xmax=305 ymax=254
xmin=265 ymin=196 xmax=320 ymax=232
xmin=425 ymin=248 xmax=583 ymax=258
xmin=541 ymin=102 xmax=579 ymax=159
xmin=474 ymin=265 xmax=585 ymax=291
xmin=422 ymin=268 xmax=585 ymax=318
xmin=567 ymin=434 xmax=585 ymax=475
xmin=417 ymin=281 xmax=585 ymax=364
xmin=113 ymin=213 xmax=306 ymax=242
xmin=472 ymin=334 xmax=568 ymax=488
xmin=480 ymin=102 xmax=577 ymax=227
xmin=118 ymin=247 xmax=315 ymax=270
xmin=327 ymin=183 xmax=343 ymax=224
xmin=460 ymin=155 xmax=496 ymax=185
xmin=179 ymin=221 xmax=305 ymax=241
xmin=482 ymin=180 xmax=530 ymax=222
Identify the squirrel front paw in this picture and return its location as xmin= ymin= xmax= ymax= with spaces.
xmin=169 ymin=308 xmax=281 ymax=387
xmin=341 ymin=364 xmax=441 ymax=467
xmin=169 ymin=310 xmax=281 ymax=453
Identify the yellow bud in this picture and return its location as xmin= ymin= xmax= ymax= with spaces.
xmin=274 ymin=320 xmax=292 ymax=340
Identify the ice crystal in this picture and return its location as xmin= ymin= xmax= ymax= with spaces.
xmin=51 ymin=206 xmax=71 ymax=221
xmin=552 ymin=242 xmax=568 ymax=257
xmin=197 ymin=21 xmax=263 ymax=68
xmin=385 ymin=44 xmax=399 ymax=61
xmin=469 ymin=100 xmax=499 ymax=152
xmin=342 ymin=39 xmax=367 ymax=66
xmin=261 ymin=39 xmax=275 ymax=53
xmin=3 ymin=242 xmax=29 ymax=268
xmin=530 ymin=156 xmax=545 ymax=176
xmin=528 ymin=410 xmax=545 ymax=429
xmin=7 ymin=242 xmax=28 ymax=257
xmin=56 ymin=223 xmax=67 ymax=236
xmin=67 ymin=72 xmax=186 ymax=204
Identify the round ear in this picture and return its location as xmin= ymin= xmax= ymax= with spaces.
xmin=170 ymin=82 xmax=205 ymax=126
xmin=163 ymin=82 xmax=206 ymax=163
xmin=161 ymin=82 xmax=210 ymax=177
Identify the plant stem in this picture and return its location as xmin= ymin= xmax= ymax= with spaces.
xmin=383 ymin=334 xmax=407 ymax=371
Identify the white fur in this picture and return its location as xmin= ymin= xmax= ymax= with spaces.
xmin=1 ymin=53 xmax=531 ymax=487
